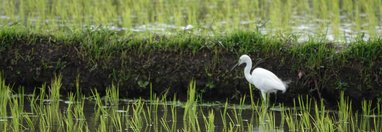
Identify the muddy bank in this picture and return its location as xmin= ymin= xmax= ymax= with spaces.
xmin=0 ymin=32 xmax=381 ymax=106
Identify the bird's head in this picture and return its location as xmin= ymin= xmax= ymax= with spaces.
xmin=231 ymin=54 xmax=251 ymax=71
xmin=238 ymin=55 xmax=250 ymax=65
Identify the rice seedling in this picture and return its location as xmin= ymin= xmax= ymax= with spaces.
xmin=129 ymin=99 xmax=146 ymax=131
xmin=169 ymin=96 xmax=178 ymax=131
xmin=109 ymin=108 xmax=123 ymax=131
xmin=9 ymin=93 xmax=22 ymax=131
xmin=373 ymin=102 xmax=382 ymax=131
xmin=0 ymin=72 xmax=381 ymax=131
xmin=0 ymin=0 xmax=380 ymax=41
xmin=248 ymin=84 xmax=256 ymax=109
xmin=0 ymin=74 xmax=10 ymax=130
xmin=337 ymin=91 xmax=352 ymax=131
xmin=145 ymin=84 xmax=165 ymax=131
xmin=40 ymin=75 xmax=63 ymax=130
xmin=219 ymin=100 xmax=229 ymax=130
xmin=202 ymin=110 xmax=215 ymax=132
xmin=0 ymin=0 xmax=379 ymax=129
xmin=361 ymin=100 xmax=372 ymax=131
xmin=67 ymin=93 xmax=88 ymax=132
xmin=64 ymin=93 xmax=76 ymax=131
xmin=226 ymin=105 xmax=241 ymax=131
xmin=283 ymin=107 xmax=297 ymax=131
xmin=97 ymin=114 xmax=107 ymax=132
xmin=312 ymin=99 xmax=333 ymax=131
xmin=182 ymin=80 xmax=200 ymax=132
xmin=23 ymin=112 xmax=35 ymax=131
xmin=160 ymin=117 xmax=171 ymax=132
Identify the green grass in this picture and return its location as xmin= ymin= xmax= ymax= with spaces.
xmin=0 ymin=0 xmax=381 ymax=104
xmin=0 ymin=26 xmax=381 ymax=105
xmin=0 ymin=75 xmax=381 ymax=131
xmin=0 ymin=1 xmax=382 ymax=129
xmin=0 ymin=0 xmax=381 ymax=40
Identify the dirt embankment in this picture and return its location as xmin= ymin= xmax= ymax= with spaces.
xmin=1 ymin=34 xmax=381 ymax=107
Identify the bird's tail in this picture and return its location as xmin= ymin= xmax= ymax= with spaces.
xmin=282 ymin=80 xmax=292 ymax=93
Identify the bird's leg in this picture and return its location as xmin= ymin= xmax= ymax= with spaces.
xmin=267 ymin=93 xmax=271 ymax=110
xmin=261 ymin=91 xmax=270 ymax=110
xmin=274 ymin=93 xmax=278 ymax=106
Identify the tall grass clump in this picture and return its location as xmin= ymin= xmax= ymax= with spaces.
xmin=129 ymin=99 xmax=147 ymax=131
xmin=63 ymin=93 xmax=88 ymax=132
xmin=42 ymin=75 xmax=63 ymax=129
xmin=202 ymin=110 xmax=215 ymax=132
xmin=9 ymin=89 xmax=25 ymax=131
xmin=105 ymin=85 xmax=126 ymax=131
xmin=337 ymin=91 xmax=352 ymax=131
xmin=64 ymin=79 xmax=88 ymax=132
xmin=313 ymin=99 xmax=334 ymax=131
xmin=182 ymin=80 xmax=201 ymax=131
xmin=0 ymin=74 xmax=11 ymax=129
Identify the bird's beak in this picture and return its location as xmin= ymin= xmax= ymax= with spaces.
xmin=230 ymin=63 xmax=239 ymax=71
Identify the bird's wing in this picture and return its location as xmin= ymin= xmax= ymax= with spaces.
xmin=252 ymin=68 xmax=286 ymax=92
xmin=261 ymin=78 xmax=286 ymax=92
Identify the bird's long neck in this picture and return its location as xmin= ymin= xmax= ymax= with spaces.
xmin=244 ymin=60 xmax=253 ymax=83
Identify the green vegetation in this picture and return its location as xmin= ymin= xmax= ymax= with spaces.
xmin=1 ymin=0 xmax=382 ymax=131
xmin=0 ymin=75 xmax=381 ymax=131
xmin=0 ymin=0 xmax=381 ymax=40
xmin=0 ymin=27 xmax=381 ymax=104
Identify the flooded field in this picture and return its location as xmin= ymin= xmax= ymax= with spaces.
xmin=0 ymin=77 xmax=381 ymax=131
xmin=0 ymin=0 xmax=381 ymax=41
xmin=1 ymin=0 xmax=382 ymax=131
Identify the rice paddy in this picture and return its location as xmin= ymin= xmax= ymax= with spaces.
xmin=0 ymin=75 xmax=381 ymax=131
xmin=1 ymin=0 xmax=382 ymax=131
xmin=0 ymin=0 xmax=381 ymax=41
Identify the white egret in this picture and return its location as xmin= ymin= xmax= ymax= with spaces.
xmin=233 ymin=54 xmax=289 ymax=102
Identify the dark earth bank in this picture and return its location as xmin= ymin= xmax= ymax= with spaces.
xmin=1 ymin=33 xmax=381 ymax=108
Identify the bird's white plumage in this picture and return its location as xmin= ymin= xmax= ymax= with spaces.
xmin=252 ymin=68 xmax=287 ymax=93
xmin=237 ymin=54 xmax=288 ymax=101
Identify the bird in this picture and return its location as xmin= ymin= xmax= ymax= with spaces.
xmin=232 ymin=54 xmax=289 ymax=102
